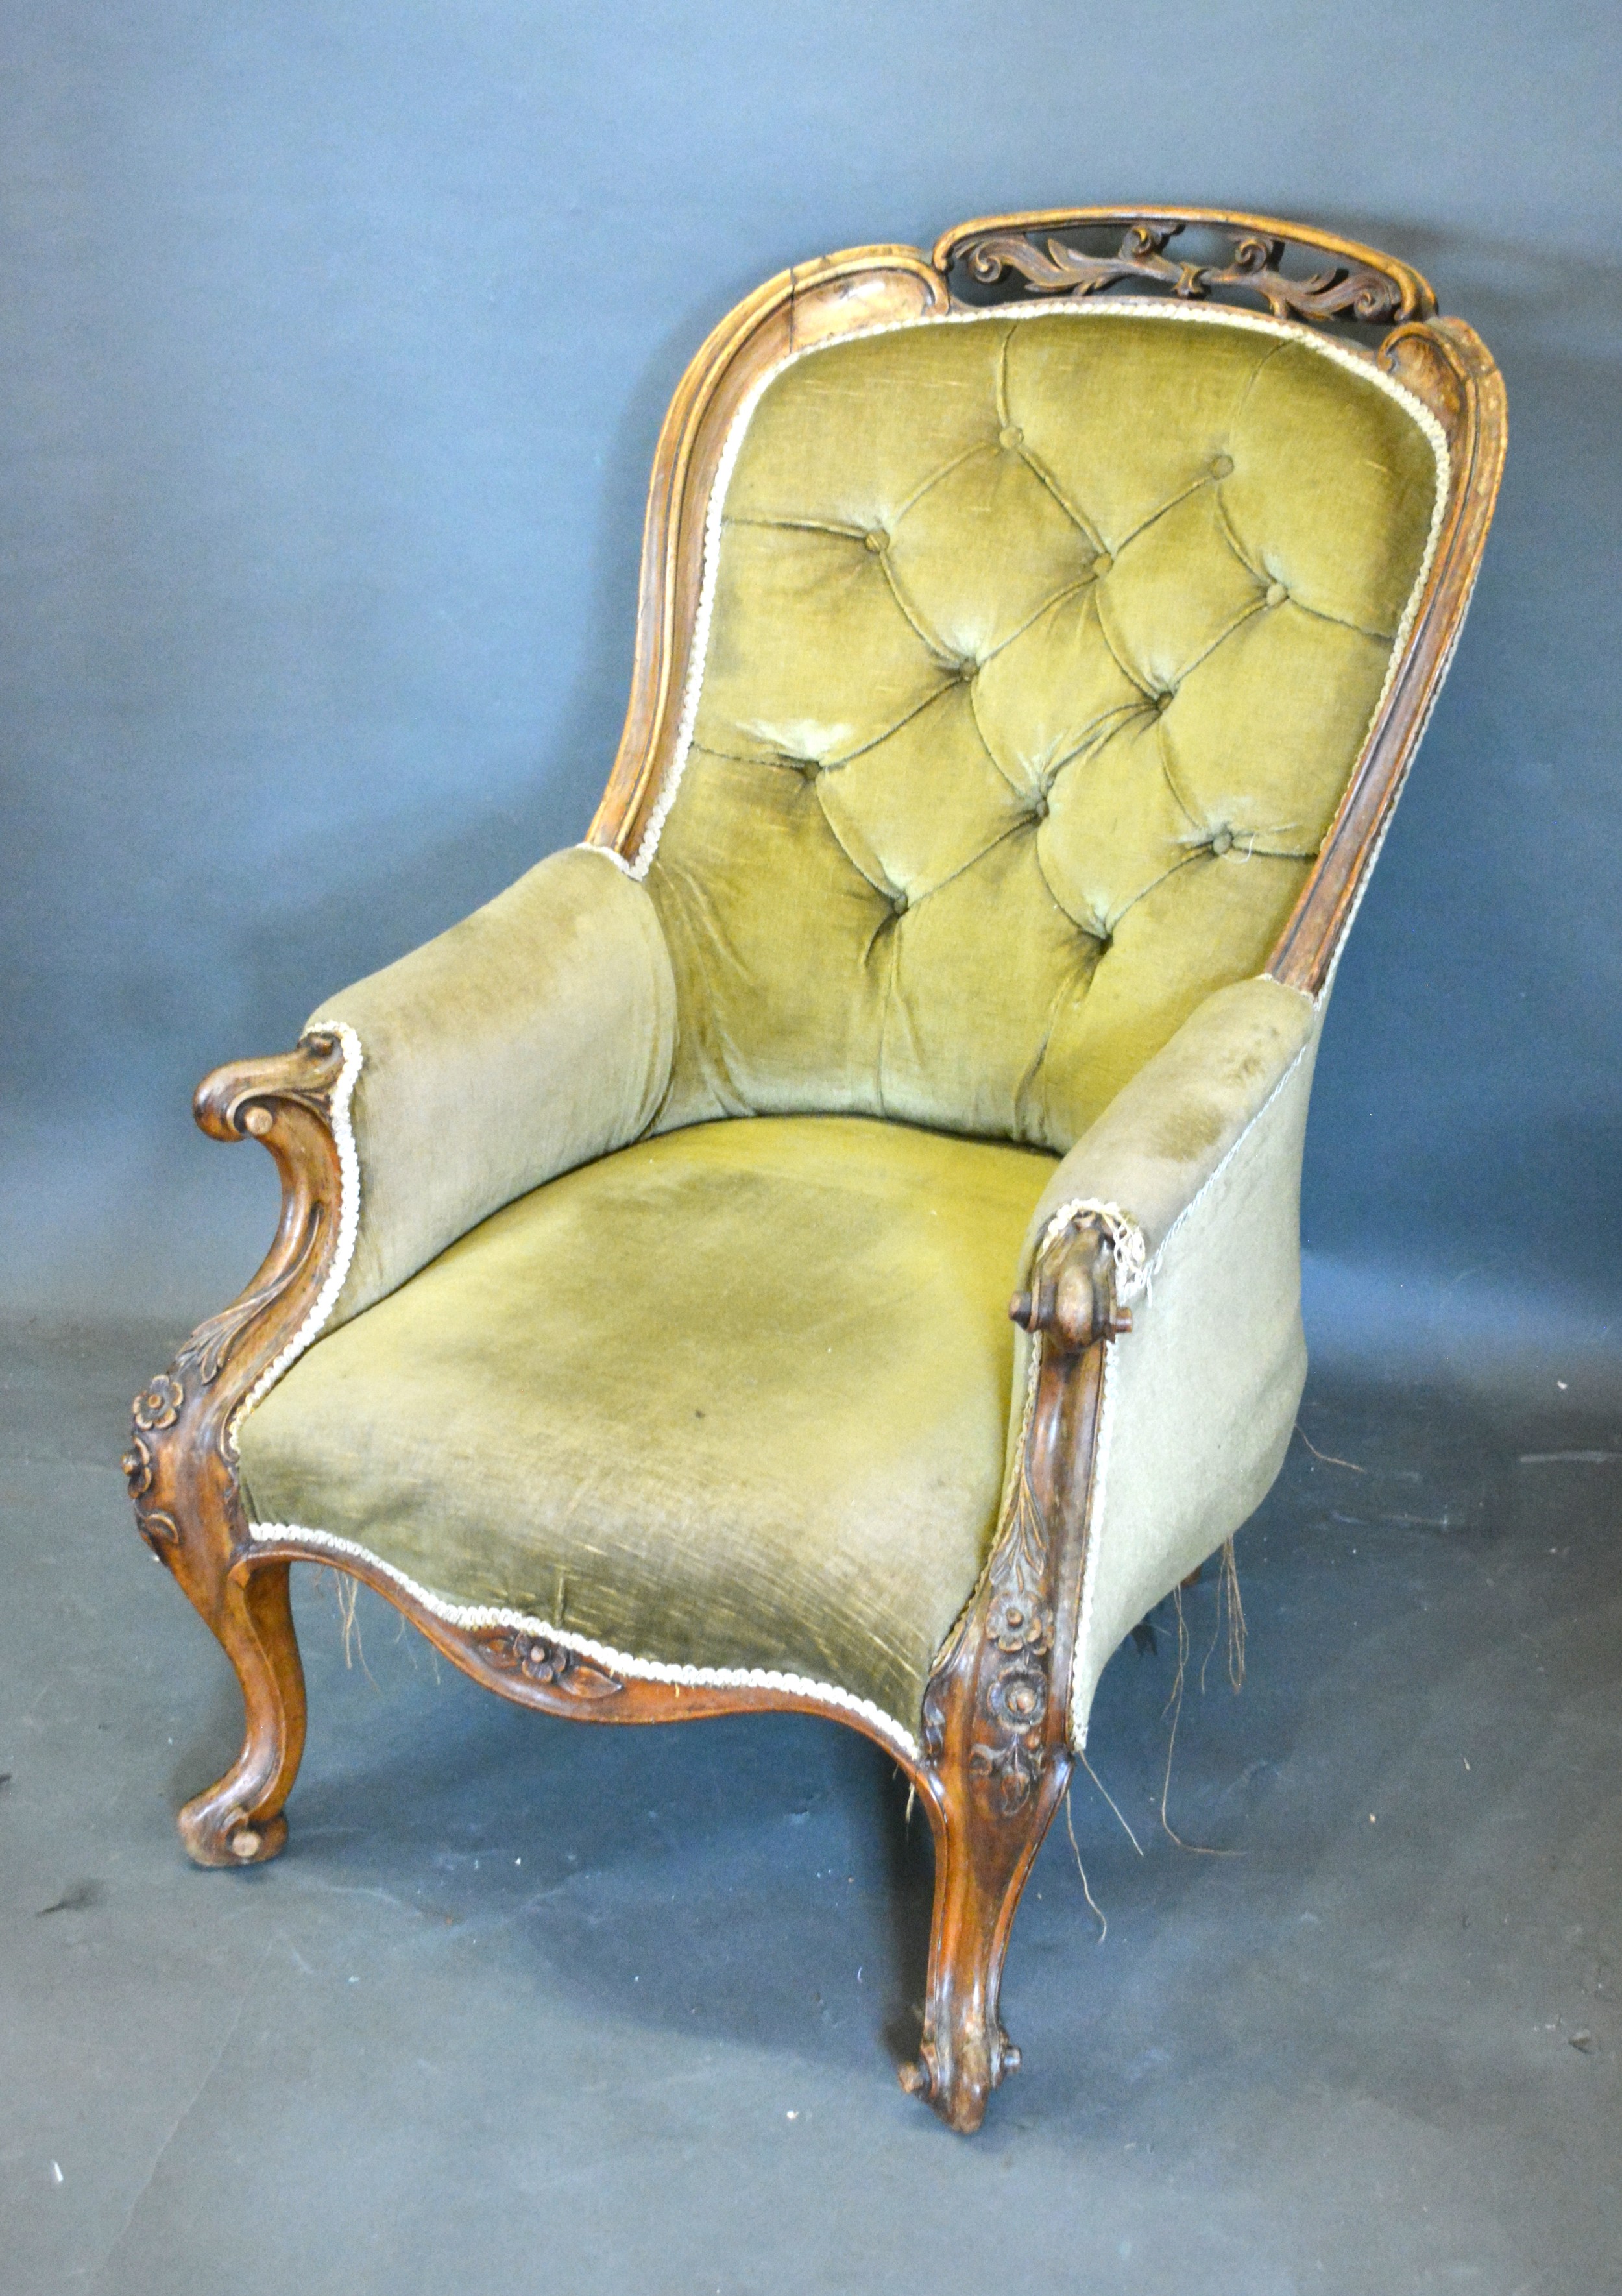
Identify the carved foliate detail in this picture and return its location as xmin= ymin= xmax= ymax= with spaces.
xmin=121 ymin=1433 xmax=180 ymax=1558
xmin=969 ymin=1467 xmax=1054 ymax=1813
xmin=923 ymin=1211 xmax=1129 ymax=1817
xmin=121 ymin=1028 xmax=351 ymax=1594
xmin=957 ymin=219 xmax=1420 ymax=328
xmin=173 ymin=1209 xmax=324 ymax=1387
xmin=479 ymin=1628 xmax=624 ymax=1703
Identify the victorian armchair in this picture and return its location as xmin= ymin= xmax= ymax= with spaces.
xmin=125 ymin=208 xmax=1503 ymax=2131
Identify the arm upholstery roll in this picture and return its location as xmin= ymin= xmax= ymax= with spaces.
xmin=1004 ymin=974 xmax=1322 ymax=1748
xmin=312 ymin=846 xmax=677 ymax=1327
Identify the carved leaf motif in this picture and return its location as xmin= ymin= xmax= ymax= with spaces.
xmin=121 ymin=1436 xmax=153 ymax=1497
xmin=971 ymin=1456 xmax=1058 ymax=1811
xmin=481 ymin=1628 xmax=623 ymax=1702
xmin=137 ymin=1510 xmax=181 ymax=1557
xmin=174 ymin=1205 xmax=323 ymax=1385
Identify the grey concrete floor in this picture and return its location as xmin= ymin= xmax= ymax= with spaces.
xmin=1 ymin=1319 xmax=1618 ymax=2296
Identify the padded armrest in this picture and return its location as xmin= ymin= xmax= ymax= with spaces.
xmin=1001 ymin=974 xmax=1323 ymax=1750
xmin=1020 ymin=974 xmax=1318 ymax=1275
xmin=313 ymin=846 xmax=677 ymax=1327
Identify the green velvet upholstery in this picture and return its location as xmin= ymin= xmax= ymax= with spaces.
xmin=238 ymin=299 xmax=1446 ymax=1746
xmin=648 ymin=307 xmax=1437 ymax=1145
xmin=239 ymin=1115 xmax=1056 ymax=1734
xmin=317 ymin=845 xmax=675 ymax=1329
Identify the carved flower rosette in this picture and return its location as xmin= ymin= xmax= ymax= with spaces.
xmin=480 ymin=1628 xmax=623 ymax=1703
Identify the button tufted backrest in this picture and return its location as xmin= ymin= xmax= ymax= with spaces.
xmin=642 ymin=303 xmax=1442 ymax=1151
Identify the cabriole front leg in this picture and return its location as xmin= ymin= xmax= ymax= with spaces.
xmin=902 ymin=1209 xmax=1124 ymax=2132
xmin=122 ymin=1030 xmax=350 ymax=1870
xmin=903 ymin=1694 xmax=1070 ymax=2132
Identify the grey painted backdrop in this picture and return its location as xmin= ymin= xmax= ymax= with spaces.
xmin=5 ymin=2 xmax=1620 ymax=1394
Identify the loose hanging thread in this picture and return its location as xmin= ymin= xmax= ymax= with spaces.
xmin=321 ymin=1565 xmax=376 ymax=1687
xmin=1063 ymin=1783 xmax=1109 ymax=1943
xmin=1159 ymin=1545 xmax=1245 ymax=1857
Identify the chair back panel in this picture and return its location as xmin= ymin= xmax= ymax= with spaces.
xmin=644 ymin=304 xmax=1441 ymax=1146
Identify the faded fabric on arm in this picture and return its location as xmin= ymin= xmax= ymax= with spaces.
xmin=313 ymin=845 xmax=677 ymax=1327
xmin=999 ymin=973 xmax=1320 ymax=1748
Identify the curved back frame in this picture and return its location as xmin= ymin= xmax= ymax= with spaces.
xmin=587 ymin=206 xmax=1505 ymax=1000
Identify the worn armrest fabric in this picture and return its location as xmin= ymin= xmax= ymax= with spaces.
xmin=1002 ymin=974 xmax=1321 ymax=1748
xmin=312 ymin=846 xmax=677 ymax=1327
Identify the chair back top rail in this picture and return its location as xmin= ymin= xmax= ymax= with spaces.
xmin=934 ymin=206 xmax=1436 ymax=330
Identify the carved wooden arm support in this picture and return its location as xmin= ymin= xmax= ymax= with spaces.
xmin=119 ymin=1030 xmax=352 ymax=1867
xmin=921 ymin=1210 xmax=1122 ymax=1789
xmin=122 ymin=1030 xmax=350 ymax=1584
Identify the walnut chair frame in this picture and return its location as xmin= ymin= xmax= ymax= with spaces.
xmin=125 ymin=208 xmax=1505 ymax=2133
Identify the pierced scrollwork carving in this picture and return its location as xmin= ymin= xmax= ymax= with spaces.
xmin=956 ymin=218 xmax=1423 ymax=328
xmin=479 ymin=1628 xmax=624 ymax=1703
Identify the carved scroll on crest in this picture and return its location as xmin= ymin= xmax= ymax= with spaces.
xmin=948 ymin=216 xmax=1431 ymax=329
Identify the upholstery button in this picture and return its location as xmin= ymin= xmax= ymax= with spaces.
xmin=1265 ymin=579 xmax=1287 ymax=607
xmin=1209 ymin=827 xmax=1234 ymax=856
xmin=1211 ymin=452 xmax=1234 ymax=478
xmin=1030 ymin=793 xmax=1049 ymax=823
xmin=890 ymin=889 xmax=909 ymax=916
xmin=864 ymin=529 xmax=888 ymax=553
xmin=999 ymin=425 xmax=1023 ymax=450
xmin=1154 ymin=690 xmax=1173 ymax=713
xmin=1092 ymin=552 xmax=1113 ymax=577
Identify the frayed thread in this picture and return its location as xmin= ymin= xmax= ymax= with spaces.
xmin=318 ymin=1565 xmax=375 ymax=1687
xmin=1063 ymin=1783 xmax=1108 ymax=1943
xmin=1198 ymin=1536 xmax=1247 ymax=1697
xmin=1159 ymin=1578 xmax=1242 ymax=1857
xmin=1078 ymin=1747 xmax=1144 ymax=1857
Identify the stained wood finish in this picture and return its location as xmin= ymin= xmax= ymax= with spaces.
xmin=934 ymin=206 xmax=1436 ymax=328
xmin=132 ymin=207 xmax=1504 ymax=2131
xmin=122 ymin=1034 xmax=346 ymax=1865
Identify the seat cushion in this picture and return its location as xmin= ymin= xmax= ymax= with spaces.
xmin=237 ymin=1115 xmax=1058 ymax=1739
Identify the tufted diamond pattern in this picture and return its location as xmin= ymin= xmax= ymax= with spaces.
xmin=645 ymin=306 xmax=1440 ymax=1150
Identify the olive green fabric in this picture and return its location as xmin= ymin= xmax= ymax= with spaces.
xmin=314 ymin=845 xmax=675 ymax=1327
xmin=1022 ymin=973 xmax=1318 ymax=1267
xmin=647 ymin=307 xmax=1437 ymax=1148
xmin=241 ymin=304 xmax=1440 ymax=1738
xmin=1003 ymin=973 xmax=1318 ymax=1492
xmin=1067 ymin=1017 xmax=1322 ymax=1743
xmin=239 ymin=1115 xmax=1058 ymax=1734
